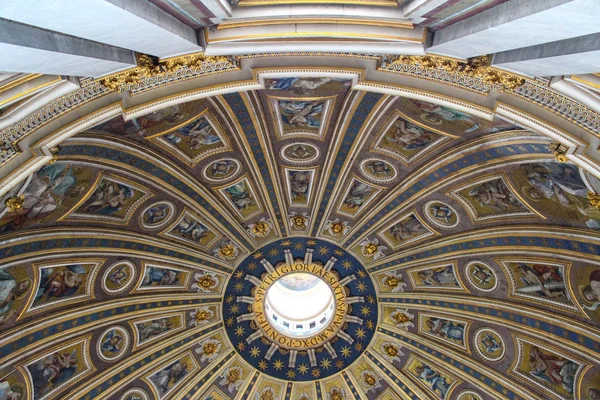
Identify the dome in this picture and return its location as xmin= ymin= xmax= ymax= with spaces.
xmin=0 ymin=2 xmax=600 ymax=400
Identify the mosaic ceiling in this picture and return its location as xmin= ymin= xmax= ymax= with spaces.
xmin=0 ymin=72 xmax=599 ymax=400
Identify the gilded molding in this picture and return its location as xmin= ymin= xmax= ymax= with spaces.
xmin=378 ymin=55 xmax=525 ymax=93
xmin=97 ymin=53 xmax=238 ymax=94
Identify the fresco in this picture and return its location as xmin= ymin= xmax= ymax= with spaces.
xmin=0 ymin=163 xmax=94 ymax=233
xmin=138 ymin=264 xmax=189 ymax=290
xmin=139 ymin=201 xmax=175 ymax=229
xmin=423 ymin=201 xmax=459 ymax=229
xmin=263 ymin=77 xmax=351 ymax=96
xmin=147 ymin=352 xmax=196 ymax=398
xmin=285 ymin=169 xmax=314 ymax=206
xmin=69 ymin=175 xmax=150 ymax=223
xmin=464 ymin=261 xmax=498 ymax=292
xmin=101 ymin=260 xmax=136 ymax=294
xmin=404 ymin=356 xmax=458 ymax=400
xmin=372 ymin=112 xmax=449 ymax=163
xmin=269 ymin=96 xmax=334 ymax=139
xmin=419 ymin=314 xmax=468 ymax=351
xmin=24 ymin=338 xmax=92 ymax=400
xmin=219 ymin=177 xmax=262 ymax=219
xmin=450 ymin=175 xmax=534 ymax=221
xmin=155 ymin=113 xmax=229 ymax=165
xmin=513 ymin=338 xmax=582 ymax=399
xmin=338 ymin=177 xmax=381 ymax=217
xmin=512 ymin=162 xmax=600 ymax=228
xmin=499 ymin=259 xmax=579 ymax=312
xmin=163 ymin=210 xmax=218 ymax=249
xmin=408 ymin=263 xmax=465 ymax=291
xmin=575 ymin=265 xmax=600 ymax=320
xmin=97 ymin=326 xmax=129 ymax=361
xmin=132 ymin=314 xmax=184 ymax=347
xmin=28 ymin=261 xmax=100 ymax=314
xmin=380 ymin=212 xmax=435 ymax=249
xmin=359 ymin=159 xmax=397 ymax=183
xmin=0 ymin=266 xmax=32 ymax=326
xmin=280 ymin=142 xmax=320 ymax=165
xmin=473 ymin=328 xmax=505 ymax=362
xmin=202 ymin=159 xmax=241 ymax=183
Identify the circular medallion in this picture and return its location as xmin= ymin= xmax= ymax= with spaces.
xmin=280 ymin=143 xmax=320 ymax=165
xmin=139 ymin=201 xmax=175 ymax=230
xmin=223 ymin=237 xmax=377 ymax=381
xmin=120 ymin=388 xmax=149 ymax=400
xmin=359 ymin=159 xmax=397 ymax=183
xmin=465 ymin=261 xmax=498 ymax=292
xmin=202 ymin=158 xmax=242 ymax=183
xmin=102 ymin=260 xmax=136 ymax=294
xmin=473 ymin=328 xmax=505 ymax=362
xmin=456 ymin=391 xmax=483 ymax=400
xmin=97 ymin=326 xmax=130 ymax=362
xmin=423 ymin=201 xmax=459 ymax=229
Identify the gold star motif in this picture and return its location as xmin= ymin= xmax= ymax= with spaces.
xmin=258 ymin=360 xmax=268 ymax=370
xmin=235 ymin=326 xmax=245 ymax=337
xmin=318 ymin=246 xmax=329 ymax=255
xmin=356 ymin=281 xmax=367 ymax=293
xmin=226 ymin=317 xmax=235 ymax=327
xmin=250 ymin=346 xmax=261 ymax=357
xmin=307 ymin=239 xmax=317 ymax=245
xmin=335 ymin=360 xmax=344 ymax=369
xmin=341 ymin=345 xmax=352 ymax=358
xmin=281 ymin=239 xmax=292 ymax=246
xmin=355 ymin=328 xmax=366 ymax=339
xmin=234 ymin=282 xmax=244 ymax=292
xmin=286 ymin=369 xmax=296 ymax=379
xmin=334 ymin=249 xmax=344 ymax=256
xmin=237 ymin=342 xmax=246 ymax=351
xmin=366 ymin=295 xmax=376 ymax=304
xmin=356 ymin=270 xmax=367 ymax=278
xmin=342 ymin=260 xmax=352 ymax=270
xmin=225 ymin=294 xmax=235 ymax=304
xmin=269 ymin=248 xmax=280 ymax=256
xmin=234 ymin=270 xmax=245 ymax=279
xmin=366 ymin=320 xmax=374 ymax=330
xmin=360 ymin=306 xmax=371 ymax=316
xmin=294 ymin=242 xmax=304 ymax=250
xmin=298 ymin=363 xmax=308 ymax=374
xmin=247 ymin=262 xmax=257 ymax=271
xmin=311 ymin=368 xmax=321 ymax=378
xmin=253 ymin=252 xmax=263 ymax=259
xmin=273 ymin=359 xmax=284 ymax=370
xmin=320 ymin=358 xmax=331 ymax=369
xmin=355 ymin=343 xmax=363 ymax=351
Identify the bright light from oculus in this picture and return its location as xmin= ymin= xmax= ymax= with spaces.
xmin=265 ymin=272 xmax=335 ymax=337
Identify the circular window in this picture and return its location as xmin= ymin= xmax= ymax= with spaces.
xmin=264 ymin=272 xmax=335 ymax=338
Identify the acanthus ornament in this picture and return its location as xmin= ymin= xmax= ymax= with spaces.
xmin=98 ymin=53 xmax=237 ymax=93
xmin=588 ymin=192 xmax=600 ymax=210
xmin=380 ymin=54 xmax=525 ymax=92
xmin=549 ymin=142 xmax=569 ymax=162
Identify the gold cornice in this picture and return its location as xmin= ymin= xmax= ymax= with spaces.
xmin=97 ymin=52 xmax=236 ymax=93
xmin=382 ymin=55 xmax=527 ymax=92
xmin=237 ymin=0 xmax=397 ymax=6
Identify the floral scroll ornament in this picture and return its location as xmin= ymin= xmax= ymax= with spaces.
xmin=359 ymin=238 xmax=387 ymax=260
xmin=195 ymin=337 xmax=222 ymax=362
xmin=189 ymin=307 xmax=214 ymax=326
xmin=214 ymin=240 xmax=239 ymax=260
xmin=289 ymin=212 xmax=309 ymax=230
xmin=381 ymin=341 xmax=405 ymax=363
xmin=325 ymin=218 xmax=350 ymax=237
xmin=382 ymin=271 xmax=406 ymax=292
xmin=191 ymin=272 xmax=219 ymax=293
xmin=389 ymin=308 xmax=414 ymax=329
xmin=248 ymin=218 xmax=272 ymax=238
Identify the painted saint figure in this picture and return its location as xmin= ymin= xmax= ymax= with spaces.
xmin=33 ymin=265 xmax=87 ymax=307
xmin=425 ymin=318 xmax=465 ymax=343
xmin=101 ymin=329 xmax=124 ymax=356
xmin=516 ymin=263 xmax=567 ymax=300
xmin=528 ymin=346 xmax=579 ymax=394
xmin=417 ymin=266 xmax=458 ymax=287
xmin=142 ymin=267 xmax=180 ymax=287
xmin=468 ymin=179 xmax=522 ymax=211
xmin=0 ymin=270 xmax=30 ymax=325
xmin=343 ymin=182 xmax=373 ymax=209
xmin=149 ymin=360 xmax=189 ymax=395
xmin=389 ymin=215 xmax=429 ymax=243
xmin=279 ymin=100 xmax=324 ymax=128
xmin=138 ymin=318 xmax=173 ymax=341
xmin=414 ymin=363 xmax=450 ymax=398
xmin=28 ymin=349 xmax=79 ymax=397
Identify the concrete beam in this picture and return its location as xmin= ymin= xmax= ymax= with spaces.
xmin=0 ymin=18 xmax=136 ymax=77
xmin=493 ymin=33 xmax=600 ymax=77
xmin=429 ymin=0 xmax=600 ymax=59
xmin=0 ymin=0 xmax=201 ymax=58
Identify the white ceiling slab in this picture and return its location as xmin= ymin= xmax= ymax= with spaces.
xmin=0 ymin=0 xmax=201 ymax=58
xmin=429 ymin=0 xmax=600 ymax=59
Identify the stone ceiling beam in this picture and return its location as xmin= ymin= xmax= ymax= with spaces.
xmin=428 ymin=0 xmax=600 ymax=59
xmin=0 ymin=0 xmax=201 ymax=58
xmin=0 ymin=18 xmax=136 ymax=77
xmin=492 ymin=33 xmax=600 ymax=77
xmin=227 ymin=3 xmax=406 ymax=19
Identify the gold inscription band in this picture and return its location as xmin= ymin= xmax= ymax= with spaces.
xmin=253 ymin=262 xmax=347 ymax=350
